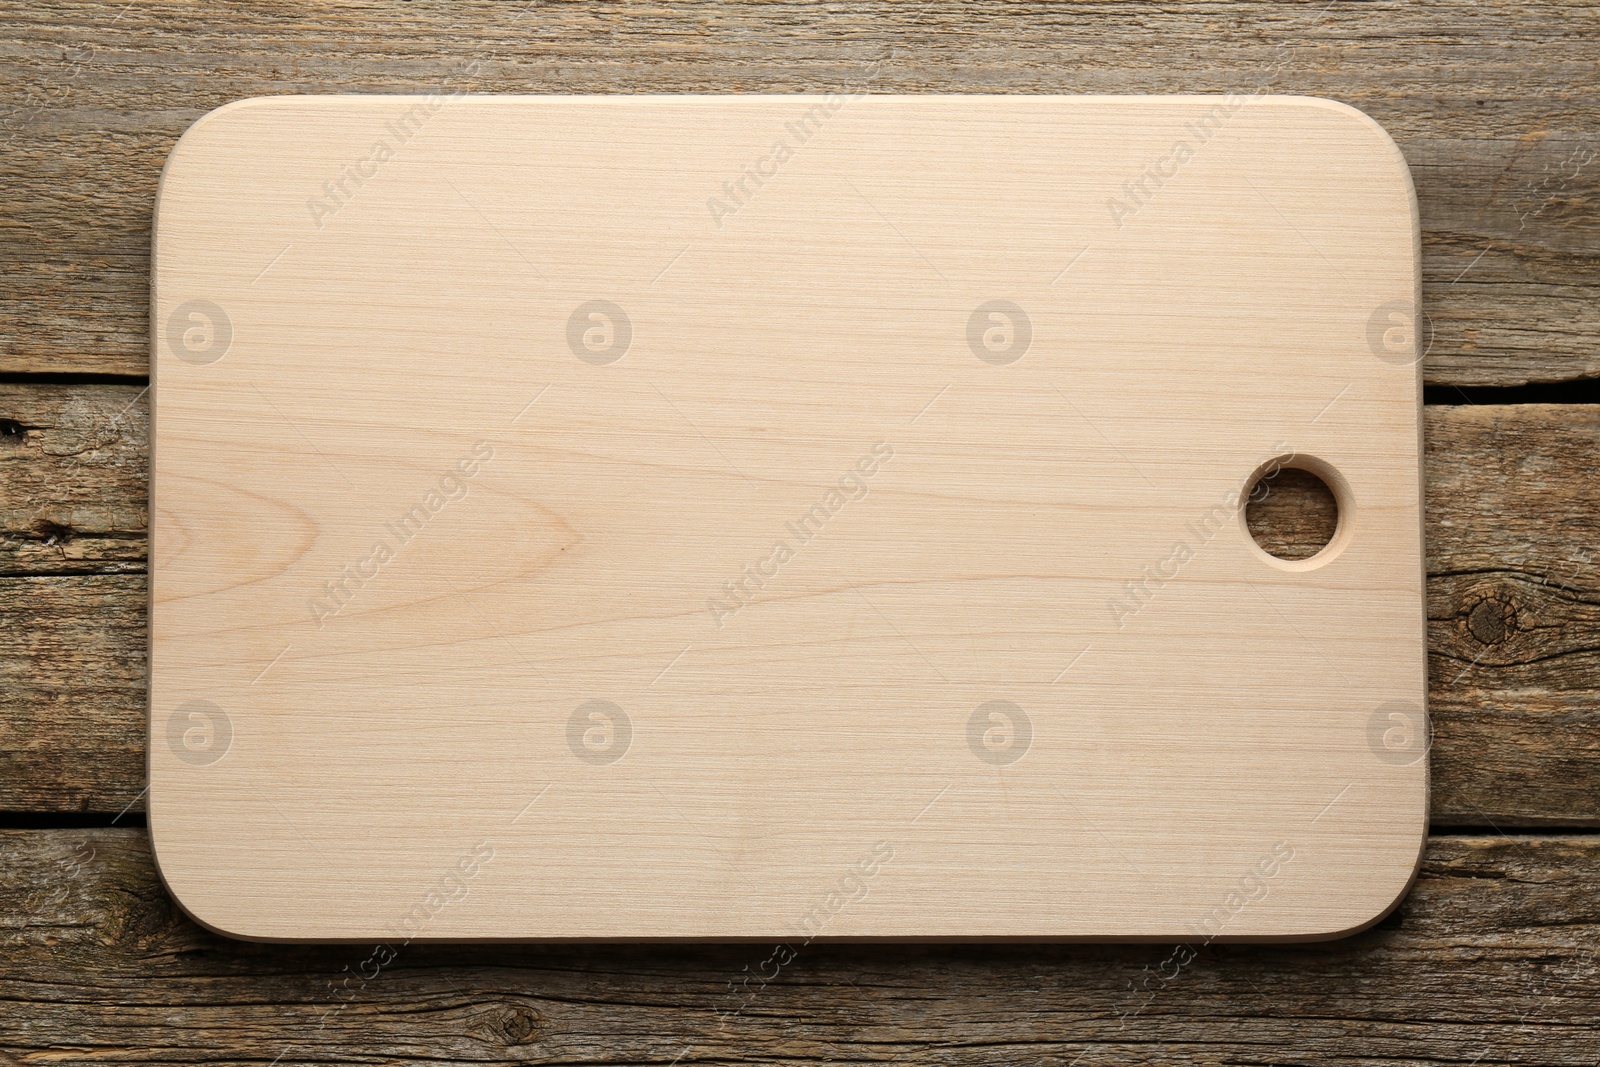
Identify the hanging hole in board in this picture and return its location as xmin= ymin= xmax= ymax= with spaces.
xmin=1241 ymin=455 xmax=1352 ymax=570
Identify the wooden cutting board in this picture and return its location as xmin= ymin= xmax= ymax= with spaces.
xmin=149 ymin=95 xmax=1426 ymax=943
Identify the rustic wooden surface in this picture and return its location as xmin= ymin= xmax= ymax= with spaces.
xmin=2 ymin=0 xmax=1598 ymax=1061
xmin=4 ymin=389 xmax=1594 ymax=827
xmin=4 ymin=0 xmax=1599 ymax=386
xmin=2 ymin=829 xmax=1598 ymax=1064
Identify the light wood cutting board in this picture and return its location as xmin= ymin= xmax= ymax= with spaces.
xmin=149 ymin=94 xmax=1426 ymax=942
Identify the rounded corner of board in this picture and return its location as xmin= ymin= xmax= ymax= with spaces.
xmin=145 ymin=817 xmax=274 ymax=944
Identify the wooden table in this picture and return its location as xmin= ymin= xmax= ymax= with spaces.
xmin=3 ymin=2 xmax=1597 ymax=1062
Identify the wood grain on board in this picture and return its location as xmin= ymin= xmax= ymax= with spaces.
xmin=2 ymin=388 xmax=1594 ymax=826
xmin=1 ymin=1 xmax=1597 ymax=384
xmin=1 ymin=828 xmax=1598 ymax=1064
xmin=140 ymin=94 xmax=1428 ymax=940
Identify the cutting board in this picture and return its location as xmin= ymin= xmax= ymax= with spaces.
xmin=149 ymin=95 xmax=1426 ymax=943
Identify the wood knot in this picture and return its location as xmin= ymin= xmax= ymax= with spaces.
xmin=1465 ymin=592 xmax=1518 ymax=646
xmin=120 ymin=883 xmax=179 ymax=949
xmin=0 ymin=418 xmax=26 ymax=445
xmin=488 ymin=1004 xmax=543 ymax=1046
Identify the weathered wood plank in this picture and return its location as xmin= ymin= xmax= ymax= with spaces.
xmin=1 ymin=1 xmax=1597 ymax=384
xmin=1426 ymin=404 xmax=1600 ymax=827
xmin=2 ymin=829 xmax=1598 ymax=1064
xmin=0 ymin=573 xmax=146 ymax=816
xmin=1 ymin=388 xmax=1596 ymax=823
xmin=0 ymin=382 xmax=146 ymax=575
